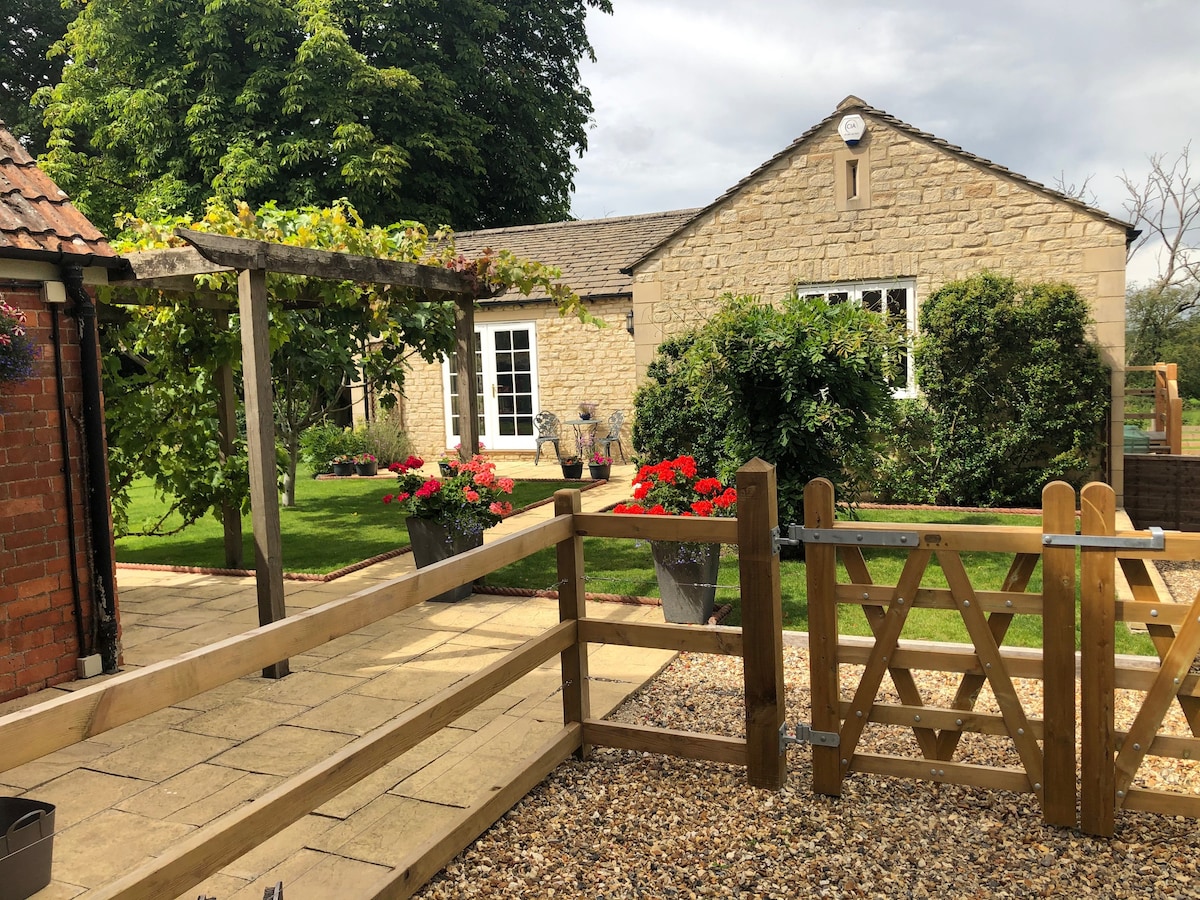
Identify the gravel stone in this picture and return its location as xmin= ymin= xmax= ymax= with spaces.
xmin=418 ymin=642 xmax=1200 ymax=899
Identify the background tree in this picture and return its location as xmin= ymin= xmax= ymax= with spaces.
xmin=633 ymin=293 xmax=903 ymax=529
xmin=1120 ymin=145 xmax=1200 ymax=380
xmin=0 ymin=0 xmax=77 ymax=151
xmin=878 ymin=273 xmax=1110 ymax=507
xmin=37 ymin=0 xmax=611 ymax=231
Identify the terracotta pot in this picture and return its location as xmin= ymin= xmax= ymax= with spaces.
xmin=651 ymin=541 xmax=720 ymax=624
xmin=405 ymin=516 xmax=484 ymax=603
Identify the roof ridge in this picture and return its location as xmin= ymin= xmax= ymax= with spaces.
xmin=456 ymin=208 xmax=701 ymax=239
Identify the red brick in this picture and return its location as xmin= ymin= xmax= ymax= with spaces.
xmin=20 ymin=610 xmax=64 ymax=632
xmin=5 ymin=528 xmax=48 ymax=551
xmin=23 ymin=640 xmax=66 ymax=666
xmin=2 ymin=496 xmax=43 ymax=516
xmin=18 ymin=659 xmax=59 ymax=685
xmin=2 ymin=565 xmax=48 ymax=591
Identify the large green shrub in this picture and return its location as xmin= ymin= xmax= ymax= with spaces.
xmin=300 ymin=423 xmax=366 ymax=474
xmin=877 ymin=273 xmax=1110 ymax=506
xmin=359 ymin=411 xmax=415 ymax=467
xmin=633 ymin=293 xmax=903 ymax=527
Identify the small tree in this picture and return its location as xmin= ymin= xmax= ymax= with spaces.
xmin=878 ymin=273 xmax=1110 ymax=507
xmin=633 ymin=293 xmax=903 ymax=528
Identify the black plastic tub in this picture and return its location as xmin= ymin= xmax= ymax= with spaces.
xmin=0 ymin=797 xmax=56 ymax=900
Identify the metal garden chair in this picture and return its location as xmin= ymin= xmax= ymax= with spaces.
xmin=597 ymin=410 xmax=626 ymax=463
xmin=533 ymin=411 xmax=562 ymax=464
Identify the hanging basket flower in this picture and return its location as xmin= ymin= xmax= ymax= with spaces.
xmin=0 ymin=299 xmax=36 ymax=388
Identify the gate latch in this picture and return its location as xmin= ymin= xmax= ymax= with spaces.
xmin=779 ymin=721 xmax=840 ymax=753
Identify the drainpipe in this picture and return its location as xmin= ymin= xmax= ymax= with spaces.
xmin=50 ymin=305 xmax=92 ymax=658
xmin=62 ymin=267 xmax=120 ymax=673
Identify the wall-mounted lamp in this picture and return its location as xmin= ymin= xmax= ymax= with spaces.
xmin=625 ymin=309 xmax=635 ymax=336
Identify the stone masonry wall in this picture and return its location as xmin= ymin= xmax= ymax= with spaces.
xmin=402 ymin=298 xmax=635 ymax=463
xmin=0 ymin=283 xmax=103 ymax=701
xmin=631 ymin=111 xmax=1129 ymax=492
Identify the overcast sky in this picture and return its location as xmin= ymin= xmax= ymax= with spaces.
xmin=568 ymin=0 xmax=1200 ymax=286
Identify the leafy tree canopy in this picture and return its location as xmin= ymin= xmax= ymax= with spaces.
xmin=0 ymin=0 xmax=78 ymax=152
xmin=633 ymin=293 xmax=903 ymax=529
xmin=37 ymin=0 xmax=611 ymax=230
xmin=878 ymin=273 xmax=1110 ymax=507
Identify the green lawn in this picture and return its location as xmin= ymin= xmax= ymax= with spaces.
xmin=484 ymin=506 xmax=1155 ymax=655
xmin=115 ymin=469 xmax=583 ymax=574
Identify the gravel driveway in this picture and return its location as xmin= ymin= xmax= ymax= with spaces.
xmin=419 ymin=640 xmax=1200 ymax=899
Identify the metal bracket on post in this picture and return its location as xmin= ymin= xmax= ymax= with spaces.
xmin=789 ymin=525 xmax=921 ymax=549
xmin=779 ymin=721 xmax=840 ymax=753
xmin=771 ymin=525 xmax=798 ymax=555
xmin=1041 ymin=527 xmax=1164 ymax=551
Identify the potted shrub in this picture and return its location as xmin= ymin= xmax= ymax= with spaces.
xmin=384 ymin=454 xmax=514 ymax=602
xmin=613 ymin=456 xmax=737 ymax=624
xmin=330 ymin=454 xmax=355 ymax=477
xmin=588 ymin=451 xmax=612 ymax=481
xmin=560 ymin=454 xmax=583 ymax=479
xmin=353 ymin=452 xmax=378 ymax=477
xmin=438 ymin=455 xmax=454 ymax=477
xmin=577 ymin=400 xmax=598 ymax=421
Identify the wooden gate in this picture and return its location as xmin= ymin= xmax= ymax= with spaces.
xmin=804 ymin=477 xmax=1200 ymax=835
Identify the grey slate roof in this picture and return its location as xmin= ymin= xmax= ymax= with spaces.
xmin=626 ymin=95 xmax=1138 ymax=272
xmin=0 ymin=121 xmax=118 ymax=264
xmin=452 ymin=209 xmax=700 ymax=303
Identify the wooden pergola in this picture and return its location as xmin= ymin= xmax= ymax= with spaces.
xmin=112 ymin=229 xmax=484 ymax=677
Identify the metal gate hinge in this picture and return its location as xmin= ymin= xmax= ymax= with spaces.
xmin=779 ymin=721 xmax=840 ymax=753
xmin=771 ymin=525 xmax=798 ymax=555
xmin=1041 ymin=527 xmax=1164 ymax=551
xmin=790 ymin=525 xmax=921 ymax=548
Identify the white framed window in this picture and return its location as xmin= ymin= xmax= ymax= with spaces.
xmin=797 ymin=279 xmax=917 ymax=397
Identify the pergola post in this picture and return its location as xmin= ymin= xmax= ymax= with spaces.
xmin=455 ymin=297 xmax=480 ymax=461
xmin=215 ymin=311 xmax=244 ymax=570
xmin=237 ymin=267 xmax=289 ymax=679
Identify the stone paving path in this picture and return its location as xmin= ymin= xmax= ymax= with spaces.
xmin=3 ymin=464 xmax=675 ymax=899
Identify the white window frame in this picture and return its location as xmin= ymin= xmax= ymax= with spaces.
xmin=797 ymin=278 xmax=917 ymax=398
xmin=442 ymin=321 xmax=542 ymax=450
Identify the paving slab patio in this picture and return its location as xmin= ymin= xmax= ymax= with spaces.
xmin=4 ymin=464 xmax=684 ymax=899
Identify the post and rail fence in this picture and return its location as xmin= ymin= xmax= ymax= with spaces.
xmin=1 ymin=462 xmax=1198 ymax=898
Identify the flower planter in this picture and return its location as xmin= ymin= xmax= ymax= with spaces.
xmin=406 ymin=516 xmax=484 ymax=602
xmin=355 ymin=461 xmax=378 ymax=477
xmin=560 ymin=461 xmax=584 ymax=479
xmin=651 ymin=541 xmax=720 ymax=624
xmin=587 ymin=463 xmax=611 ymax=481
xmin=438 ymin=462 xmax=454 ymax=477
xmin=331 ymin=462 xmax=354 ymax=477
xmin=0 ymin=797 xmax=56 ymax=900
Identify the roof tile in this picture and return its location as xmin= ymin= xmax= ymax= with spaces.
xmin=0 ymin=123 xmax=117 ymax=261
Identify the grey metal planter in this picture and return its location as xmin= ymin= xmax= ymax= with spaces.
xmin=588 ymin=464 xmax=611 ymax=481
xmin=406 ymin=516 xmax=484 ymax=602
xmin=651 ymin=541 xmax=720 ymax=624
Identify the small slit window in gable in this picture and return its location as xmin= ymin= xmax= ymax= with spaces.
xmin=846 ymin=159 xmax=859 ymax=200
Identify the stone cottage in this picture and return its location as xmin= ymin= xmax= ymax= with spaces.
xmin=401 ymin=96 xmax=1132 ymax=488
xmin=0 ymin=123 xmax=123 ymax=700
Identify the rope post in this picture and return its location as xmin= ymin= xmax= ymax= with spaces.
xmin=737 ymin=458 xmax=786 ymax=789
xmin=555 ymin=489 xmax=590 ymax=760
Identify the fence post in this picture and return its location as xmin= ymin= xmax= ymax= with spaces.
xmin=805 ymin=477 xmax=842 ymax=796
xmin=1080 ymin=481 xmax=1116 ymax=836
xmin=555 ymin=490 xmax=590 ymax=760
xmin=1041 ymin=481 xmax=1078 ymax=827
xmin=736 ymin=458 xmax=786 ymax=789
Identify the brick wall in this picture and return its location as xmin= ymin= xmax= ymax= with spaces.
xmin=631 ymin=111 xmax=1129 ymax=494
xmin=0 ymin=283 xmax=108 ymax=701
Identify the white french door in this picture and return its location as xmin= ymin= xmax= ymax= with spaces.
xmin=443 ymin=322 xmax=540 ymax=451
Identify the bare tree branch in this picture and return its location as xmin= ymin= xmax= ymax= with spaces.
xmin=1121 ymin=143 xmax=1200 ymax=310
